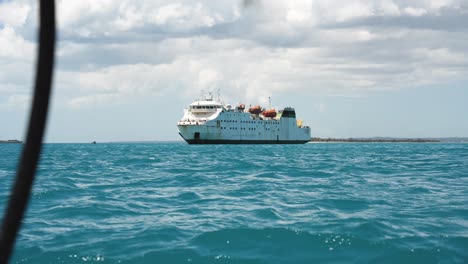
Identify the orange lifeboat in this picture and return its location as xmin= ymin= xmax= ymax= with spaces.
xmin=248 ymin=105 xmax=262 ymax=115
xmin=262 ymin=109 xmax=277 ymax=118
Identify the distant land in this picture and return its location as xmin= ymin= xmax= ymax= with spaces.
xmin=2 ymin=138 xmax=467 ymax=144
xmin=0 ymin=139 xmax=23 ymax=144
xmin=311 ymin=137 xmax=468 ymax=143
xmin=94 ymin=138 xmax=468 ymax=144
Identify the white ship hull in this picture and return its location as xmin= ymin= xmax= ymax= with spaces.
xmin=177 ymin=99 xmax=311 ymax=144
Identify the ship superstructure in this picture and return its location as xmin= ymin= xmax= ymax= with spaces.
xmin=177 ymin=95 xmax=311 ymax=144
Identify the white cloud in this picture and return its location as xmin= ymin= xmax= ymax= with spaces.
xmin=377 ymin=0 xmax=400 ymax=16
xmin=57 ymin=31 xmax=467 ymax=109
xmin=56 ymin=0 xmax=232 ymax=37
xmin=57 ymin=0 xmax=114 ymax=28
xmin=149 ymin=2 xmax=222 ymax=29
xmin=285 ymin=1 xmax=315 ymax=24
xmin=68 ymin=93 xmax=119 ymax=108
xmin=197 ymin=69 xmax=224 ymax=89
xmin=4 ymin=94 xmax=31 ymax=108
xmin=334 ymin=2 xmax=374 ymax=22
xmin=403 ymin=7 xmax=428 ymax=16
xmin=114 ymin=3 xmax=144 ymax=31
xmin=0 ymin=1 xmax=31 ymax=27
xmin=0 ymin=26 xmax=35 ymax=59
xmin=1 ymin=0 xmax=467 ymax=110
xmin=428 ymin=0 xmax=455 ymax=10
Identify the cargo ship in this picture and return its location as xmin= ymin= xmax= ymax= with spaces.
xmin=177 ymin=94 xmax=311 ymax=144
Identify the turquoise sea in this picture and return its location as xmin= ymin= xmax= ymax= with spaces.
xmin=0 ymin=143 xmax=467 ymax=263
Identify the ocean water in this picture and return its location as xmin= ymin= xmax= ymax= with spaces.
xmin=0 ymin=142 xmax=467 ymax=263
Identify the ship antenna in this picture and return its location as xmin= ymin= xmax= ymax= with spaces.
xmin=269 ymin=96 xmax=272 ymax=109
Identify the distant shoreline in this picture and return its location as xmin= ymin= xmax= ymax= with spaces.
xmin=310 ymin=137 xmax=441 ymax=143
xmin=0 ymin=140 xmax=23 ymax=144
xmin=2 ymin=138 xmax=467 ymax=144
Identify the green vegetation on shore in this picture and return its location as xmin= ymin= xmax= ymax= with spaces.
xmin=311 ymin=137 xmax=440 ymax=143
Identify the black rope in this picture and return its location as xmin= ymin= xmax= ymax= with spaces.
xmin=0 ymin=1 xmax=56 ymax=263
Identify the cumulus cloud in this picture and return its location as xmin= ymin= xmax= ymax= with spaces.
xmin=1 ymin=0 xmax=468 ymax=109
xmin=0 ymin=26 xmax=35 ymax=59
xmin=0 ymin=1 xmax=31 ymax=27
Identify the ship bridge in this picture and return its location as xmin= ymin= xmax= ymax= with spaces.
xmin=189 ymin=100 xmax=223 ymax=114
xmin=178 ymin=99 xmax=223 ymax=126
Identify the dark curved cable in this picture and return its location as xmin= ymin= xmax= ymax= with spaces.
xmin=0 ymin=0 xmax=56 ymax=263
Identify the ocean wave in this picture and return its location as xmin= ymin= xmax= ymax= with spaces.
xmin=1 ymin=143 xmax=467 ymax=263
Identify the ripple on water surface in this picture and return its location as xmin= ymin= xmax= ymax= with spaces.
xmin=0 ymin=142 xmax=467 ymax=263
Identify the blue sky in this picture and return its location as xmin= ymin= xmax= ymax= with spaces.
xmin=1 ymin=0 xmax=467 ymax=142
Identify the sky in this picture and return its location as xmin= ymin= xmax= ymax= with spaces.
xmin=0 ymin=0 xmax=467 ymax=142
